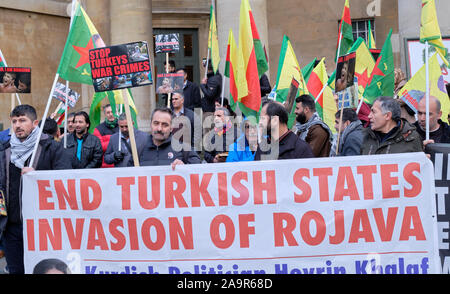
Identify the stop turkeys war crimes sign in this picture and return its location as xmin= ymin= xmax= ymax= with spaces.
xmin=89 ymin=41 xmax=152 ymax=92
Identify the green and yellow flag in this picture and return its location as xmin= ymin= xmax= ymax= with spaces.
xmin=336 ymin=0 xmax=354 ymax=60
xmin=367 ymin=20 xmax=376 ymax=50
xmin=399 ymin=53 xmax=449 ymax=123
xmin=57 ymin=1 xmax=103 ymax=84
xmin=208 ymin=4 xmax=220 ymax=74
xmin=420 ymin=0 xmax=449 ymax=67
xmin=274 ymin=35 xmax=309 ymax=128
xmin=363 ymin=29 xmax=394 ymax=104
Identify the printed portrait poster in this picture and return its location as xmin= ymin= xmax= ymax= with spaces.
xmin=335 ymin=52 xmax=358 ymax=109
xmin=52 ymin=82 xmax=80 ymax=108
xmin=407 ymin=38 xmax=450 ymax=84
xmin=0 ymin=67 xmax=31 ymax=93
xmin=89 ymin=41 xmax=153 ymax=92
xmin=156 ymin=73 xmax=184 ymax=94
xmin=155 ymin=34 xmax=180 ymax=54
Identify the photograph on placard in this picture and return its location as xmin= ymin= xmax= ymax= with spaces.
xmin=0 ymin=67 xmax=31 ymax=93
xmin=156 ymin=73 xmax=184 ymax=94
xmin=155 ymin=33 xmax=180 ymax=54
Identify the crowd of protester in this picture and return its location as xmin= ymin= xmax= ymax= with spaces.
xmin=0 ymin=60 xmax=449 ymax=274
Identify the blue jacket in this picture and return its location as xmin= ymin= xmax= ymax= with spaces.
xmin=226 ymin=135 xmax=255 ymax=162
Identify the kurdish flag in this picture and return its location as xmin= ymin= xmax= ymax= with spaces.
xmin=238 ymin=0 xmax=263 ymax=117
xmin=208 ymin=4 xmax=220 ymax=74
xmin=349 ymin=37 xmax=376 ymax=98
xmin=301 ymin=58 xmax=317 ymax=83
xmin=307 ymin=58 xmax=337 ymax=133
xmin=89 ymin=89 xmax=138 ymax=134
xmin=399 ymin=53 xmax=449 ymax=123
xmin=420 ymin=0 xmax=449 ymax=67
xmin=367 ymin=20 xmax=376 ymax=50
xmin=57 ymin=1 xmax=104 ymax=84
xmin=274 ymin=35 xmax=309 ymax=128
xmin=336 ymin=0 xmax=354 ymax=60
xmin=363 ymin=29 xmax=394 ymax=104
xmin=246 ymin=1 xmax=269 ymax=77
xmin=224 ymin=29 xmax=248 ymax=111
xmin=0 ymin=49 xmax=6 ymax=67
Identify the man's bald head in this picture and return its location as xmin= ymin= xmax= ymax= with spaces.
xmin=417 ymin=96 xmax=442 ymax=131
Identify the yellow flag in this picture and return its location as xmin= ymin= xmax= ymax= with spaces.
xmin=208 ymin=4 xmax=220 ymax=74
xmin=420 ymin=0 xmax=449 ymax=67
xmin=399 ymin=53 xmax=449 ymax=122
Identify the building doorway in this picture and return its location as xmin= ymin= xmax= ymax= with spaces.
xmin=153 ymin=28 xmax=200 ymax=106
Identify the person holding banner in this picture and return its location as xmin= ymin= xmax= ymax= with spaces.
xmin=104 ymin=113 xmax=148 ymax=168
xmin=64 ymin=111 xmax=103 ymax=169
xmin=414 ymin=96 xmax=450 ymax=144
xmin=0 ymin=105 xmax=71 ymax=274
xmin=131 ymin=108 xmax=201 ymax=168
xmin=361 ymin=96 xmax=423 ymax=155
xmin=255 ymin=101 xmax=314 ymax=161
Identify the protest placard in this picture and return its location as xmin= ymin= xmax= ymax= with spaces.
xmin=89 ymin=41 xmax=152 ymax=92
xmin=155 ymin=34 xmax=180 ymax=54
xmin=335 ymin=52 xmax=358 ymax=109
xmin=52 ymin=82 xmax=80 ymax=108
xmin=0 ymin=67 xmax=31 ymax=93
xmin=22 ymin=153 xmax=440 ymax=274
xmin=156 ymin=73 xmax=184 ymax=94
xmin=426 ymin=143 xmax=450 ymax=273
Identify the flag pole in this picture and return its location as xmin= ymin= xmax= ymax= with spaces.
xmin=425 ymin=41 xmax=430 ymax=141
xmin=123 ymin=89 xmax=139 ymax=167
xmin=64 ymin=81 xmax=69 ymax=148
xmin=334 ymin=29 xmax=344 ymax=156
xmin=220 ymin=71 xmax=226 ymax=107
xmin=28 ymin=74 xmax=60 ymax=168
xmin=166 ymin=52 xmax=172 ymax=108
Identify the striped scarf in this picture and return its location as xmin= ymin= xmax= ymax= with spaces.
xmin=10 ymin=126 xmax=40 ymax=169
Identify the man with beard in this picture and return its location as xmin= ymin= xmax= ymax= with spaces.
xmin=255 ymin=101 xmax=313 ymax=161
xmin=104 ymin=113 xmax=149 ymax=167
xmin=414 ymin=96 xmax=450 ymax=143
xmin=93 ymin=104 xmax=119 ymax=168
xmin=132 ymin=108 xmax=200 ymax=168
xmin=0 ymin=105 xmax=71 ymax=274
xmin=294 ymin=94 xmax=333 ymax=157
xmin=65 ymin=111 xmax=103 ymax=169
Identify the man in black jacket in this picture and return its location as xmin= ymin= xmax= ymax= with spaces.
xmin=255 ymin=101 xmax=314 ymax=161
xmin=0 ymin=104 xmax=71 ymax=274
xmin=414 ymin=96 xmax=450 ymax=143
xmin=65 ymin=111 xmax=103 ymax=169
xmin=171 ymin=92 xmax=201 ymax=150
xmin=200 ymin=60 xmax=222 ymax=115
xmin=133 ymin=108 xmax=201 ymax=168
xmin=176 ymin=68 xmax=201 ymax=111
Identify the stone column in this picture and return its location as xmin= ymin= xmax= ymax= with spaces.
xmin=110 ymin=0 xmax=155 ymax=131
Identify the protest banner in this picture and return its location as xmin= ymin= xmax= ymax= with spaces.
xmin=89 ymin=41 xmax=152 ymax=92
xmin=0 ymin=67 xmax=31 ymax=93
xmin=335 ymin=52 xmax=358 ymax=109
xmin=22 ymin=153 xmax=440 ymax=274
xmin=426 ymin=143 xmax=450 ymax=273
xmin=156 ymin=73 xmax=184 ymax=94
xmin=52 ymin=82 xmax=80 ymax=108
xmin=155 ymin=34 xmax=180 ymax=54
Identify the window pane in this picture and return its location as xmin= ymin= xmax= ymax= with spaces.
xmin=184 ymin=34 xmax=193 ymax=57
xmin=358 ymin=21 xmax=365 ymax=31
xmin=185 ymin=65 xmax=194 ymax=82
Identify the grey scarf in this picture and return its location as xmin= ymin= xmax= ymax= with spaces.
xmin=296 ymin=112 xmax=333 ymax=142
xmin=10 ymin=126 xmax=40 ymax=169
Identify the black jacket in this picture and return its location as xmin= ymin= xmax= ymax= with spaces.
xmin=65 ymin=132 xmax=103 ymax=169
xmin=414 ymin=120 xmax=450 ymax=143
xmin=260 ymin=74 xmax=272 ymax=97
xmin=104 ymin=129 xmax=149 ymax=167
xmin=200 ymin=72 xmax=222 ymax=113
xmin=255 ymin=131 xmax=314 ymax=160
xmin=183 ymin=80 xmax=202 ymax=111
xmin=133 ymin=135 xmax=201 ymax=166
xmin=203 ymin=126 xmax=238 ymax=163
xmin=0 ymin=134 xmax=72 ymax=229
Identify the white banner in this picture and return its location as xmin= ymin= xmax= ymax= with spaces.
xmin=22 ymin=153 xmax=440 ymax=274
